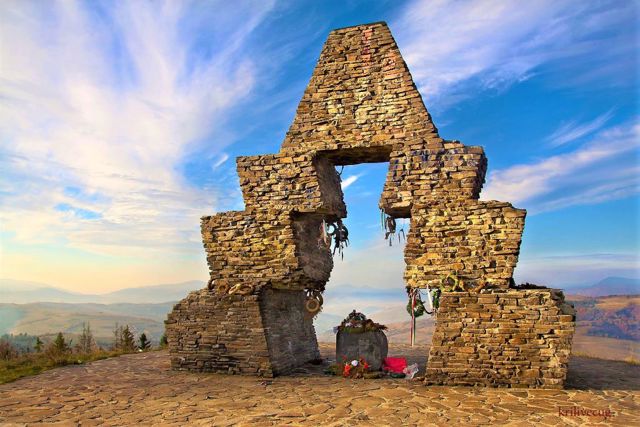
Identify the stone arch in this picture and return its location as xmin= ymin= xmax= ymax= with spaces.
xmin=166 ymin=22 xmax=573 ymax=387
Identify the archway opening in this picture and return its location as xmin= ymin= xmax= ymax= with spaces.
xmin=311 ymin=158 xmax=435 ymax=374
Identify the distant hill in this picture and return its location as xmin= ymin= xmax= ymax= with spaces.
xmin=314 ymin=301 xmax=415 ymax=335
xmin=0 ymin=301 xmax=175 ymax=346
xmin=318 ymin=315 xmax=434 ymax=344
xmin=313 ymin=312 xmax=343 ymax=335
xmin=566 ymin=277 xmax=640 ymax=297
xmin=0 ymin=279 xmax=203 ymax=304
xmin=317 ymin=301 xmax=436 ymax=344
xmin=568 ymin=294 xmax=639 ymax=341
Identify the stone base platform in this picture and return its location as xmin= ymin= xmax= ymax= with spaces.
xmin=425 ymin=289 xmax=576 ymax=388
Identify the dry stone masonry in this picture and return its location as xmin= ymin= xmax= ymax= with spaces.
xmin=166 ymin=22 xmax=575 ymax=386
xmin=426 ymin=289 xmax=576 ymax=388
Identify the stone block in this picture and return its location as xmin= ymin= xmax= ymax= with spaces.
xmin=425 ymin=289 xmax=575 ymax=388
xmin=336 ymin=330 xmax=388 ymax=370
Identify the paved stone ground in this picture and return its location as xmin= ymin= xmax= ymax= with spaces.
xmin=0 ymin=345 xmax=638 ymax=426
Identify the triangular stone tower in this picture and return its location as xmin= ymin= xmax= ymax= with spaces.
xmin=281 ymin=22 xmax=440 ymax=153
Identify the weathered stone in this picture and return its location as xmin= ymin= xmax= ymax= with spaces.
xmin=165 ymin=21 xmax=574 ymax=388
xmin=425 ymin=289 xmax=576 ymax=388
xmin=336 ymin=330 xmax=388 ymax=370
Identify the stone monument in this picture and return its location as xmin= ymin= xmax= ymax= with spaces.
xmin=335 ymin=311 xmax=389 ymax=371
xmin=165 ymin=22 xmax=575 ymax=387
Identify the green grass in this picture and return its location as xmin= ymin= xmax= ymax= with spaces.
xmin=0 ymin=350 xmax=130 ymax=384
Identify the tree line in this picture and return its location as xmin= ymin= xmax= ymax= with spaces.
xmin=1 ymin=323 xmax=168 ymax=361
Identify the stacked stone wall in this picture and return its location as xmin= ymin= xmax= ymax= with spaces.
xmin=405 ymin=201 xmax=526 ymax=289
xmin=380 ymin=145 xmax=487 ymax=217
xmin=236 ymin=154 xmax=345 ymax=216
xmin=166 ymin=290 xmax=272 ymax=376
xmin=426 ymin=289 xmax=576 ymax=388
xmin=166 ymin=21 xmax=573 ymax=386
xmin=280 ymin=23 xmax=440 ymax=153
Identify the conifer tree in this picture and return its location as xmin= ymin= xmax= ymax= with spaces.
xmin=138 ymin=333 xmax=150 ymax=351
xmin=53 ymin=332 xmax=69 ymax=353
xmin=77 ymin=322 xmax=95 ymax=354
xmin=34 ymin=337 xmax=43 ymax=353
xmin=113 ymin=323 xmax=121 ymax=351
xmin=121 ymin=325 xmax=135 ymax=352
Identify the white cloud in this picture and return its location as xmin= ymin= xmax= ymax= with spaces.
xmin=0 ymin=1 xmax=275 ymax=257
xmin=212 ymin=153 xmax=230 ymax=169
xmin=393 ymin=0 xmax=635 ymax=106
xmin=322 ymin=237 xmax=417 ymax=321
xmin=546 ymin=110 xmax=615 ymax=147
xmin=481 ymin=122 xmax=640 ymax=213
xmin=340 ymin=174 xmax=360 ymax=190
xmin=328 ymin=239 xmax=406 ymax=291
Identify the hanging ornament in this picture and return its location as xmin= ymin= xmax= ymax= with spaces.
xmin=317 ymin=219 xmax=330 ymax=249
xmin=424 ymin=285 xmax=433 ymax=313
xmin=384 ymin=215 xmax=396 ymax=246
xmin=406 ymin=288 xmax=426 ymax=347
xmin=327 ymin=219 xmax=349 ymax=259
xmin=304 ymin=289 xmax=324 ymax=317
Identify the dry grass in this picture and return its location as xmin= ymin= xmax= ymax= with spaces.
xmin=572 ymin=331 xmax=639 ymax=362
xmin=623 ymin=356 xmax=640 ymax=365
xmin=595 ymin=295 xmax=640 ymax=311
xmin=0 ymin=349 xmax=136 ymax=384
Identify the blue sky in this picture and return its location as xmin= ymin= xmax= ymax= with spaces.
xmin=0 ymin=0 xmax=638 ymax=314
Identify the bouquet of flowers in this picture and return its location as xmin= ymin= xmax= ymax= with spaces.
xmin=342 ymin=358 xmax=370 ymax=379
xmin=334 ymin=310 xmax=387 ymax=334
xmin=325 ymin=357 xmax=384 ymax=379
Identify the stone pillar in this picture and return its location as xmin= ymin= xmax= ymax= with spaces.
xmin=165 ymin=289 xmax=273 ymax=376
xmin=259 ymin=288 xmax=320 ymax=374
xmin=165 ymin=288 xmax=319 ymax=376
xmin=425 ymin=289 xmax=576 ymax=388
xmin=166 ymin=21 xmax=573 ymax=386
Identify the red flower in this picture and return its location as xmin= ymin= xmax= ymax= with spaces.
xmin=343 ymin=364 xmax=352 ymax=377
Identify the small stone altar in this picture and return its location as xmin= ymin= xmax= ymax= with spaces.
xmin=335 ymin=311 xmax=388 ymax=370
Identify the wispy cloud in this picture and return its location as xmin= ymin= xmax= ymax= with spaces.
xmin=341 ymin=174 xmax=361 ymax=190
xmin=481 ymin=122 xmax=640 ymax=213
xmin=329 ymin=239 xmax=406 ymax=291
xmin=0 ymin=1 xmax=275 ymax=257
xmin=546 ymin=110 xmax=615 ymax=147
xmin=393 ymin=0 xmax=636 ymax=107
xmin=212 ymin=153 xmax=230 ymax=169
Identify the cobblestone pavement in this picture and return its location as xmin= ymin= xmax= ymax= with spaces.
xmin=0 ymin=346 xmax=638 ymax=426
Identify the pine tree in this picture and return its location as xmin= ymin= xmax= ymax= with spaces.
xmin=0 ymin=339 xmax=18 ymax=360
xmin=77 ymin=322 xmax=95 ymax=354
xmin=34 ymin=337 xmax=43 ymax=353
xmin=52 ymin=332 xmax=69 ymax=353
xmin=138 ymin=333 xmax=150 ymax=351
xmin=159 ymin=333 xmax=168 ymax=348
xmin=121 ymin=325 xmax=135 ymax=352
xmin=113 ymin=323 xmax=121 ymax=351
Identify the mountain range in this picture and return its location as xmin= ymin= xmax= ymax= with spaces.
xmin=0 ymin=279 xmax=203 ymax=304
xmin=2 ymin=276 xmax=638 ymax=306
xmin=1 ymin=275 xmax=638 ymax=361
xmin=564 ymin=277 xmax=639 ymax=297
